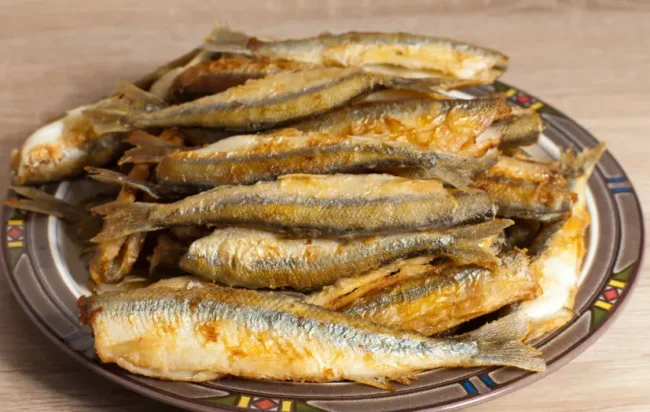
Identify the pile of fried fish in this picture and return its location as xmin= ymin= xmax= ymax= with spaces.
xmin=7 ymin=27 xmax=605 ymax=389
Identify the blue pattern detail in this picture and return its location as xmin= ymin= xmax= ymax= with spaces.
xmin=612 ymin=187 xmax=631 ymax=194
xmin=479 ymin=375 xmax=495 ymax=388
xmin=607 ymin=177 xmax=626 ymax=183
xmin=461 ymin=380 xmax=477 ymax=395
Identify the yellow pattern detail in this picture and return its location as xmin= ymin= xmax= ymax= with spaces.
xmin=595 ymin=300 xmax=612 ymax=310
xmin=238 ymin=395 xmax=251 ymax=408
xmin=7 ymin=220 xmax=23 ymax=226
xmin=608 ymin=279 xmax=626 ymax=289
xmin=529 ymin=101 xmax=543 ymax=111
xmin=8 ymin=241 xmax=23 ymax=248
xmin=281 ymin=400 xmax=293 ymax=412
xmin=505 ymin=88 xmax=517 ymax=97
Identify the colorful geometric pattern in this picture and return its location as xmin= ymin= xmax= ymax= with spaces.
xmin=607 ymin=176 xmax=632 ymax=194
xmin=492 ymin=81 xmax=564 ymax=116
xmin=204 ymin=394 xmax=324 ymax=412
xmin=591 ymin=264 xmax=636 ymax=329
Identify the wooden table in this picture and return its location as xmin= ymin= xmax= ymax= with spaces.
xmin=1 ymin=1 xmax=648 ymax=410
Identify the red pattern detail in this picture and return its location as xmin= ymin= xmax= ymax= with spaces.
xmin=603 ymin=288 xmax=619 ymax=302
xmin=252 ymin=398 xmax=278 ymax=410
xmin=516 ymin=94 xmax=532 ymax=104
xmin=7 ymin=226 xmax=23 ymax=241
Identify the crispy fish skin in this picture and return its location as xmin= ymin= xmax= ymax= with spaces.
xmin=291 ymin=98 xmax=512 ymax=157
xmin=154 ymin=132 xmax=482 ymax=189
xmin=85 ymin=68 xmax=382 ymax=135
xmin=180 ymin=220 xmax=511 ymax=290
xmin=474 ymin=156 xmax=574 ymax=221
xmin=344 ymin=250 xmax=540 ymax=336
xmin=90 ymin=174 xmax=495 ymax=242
xmin=89 ymin=164 xmax=150 ymax=284
xmin=78 ymin=281 xmax=544 ymax=386
xmin=169 ymin=57 xmax=315 ymax=103
xmin=516 ymin=143 xmax=605 ymax=340
xmin=204 ymin=27 xmax=509 ymax=82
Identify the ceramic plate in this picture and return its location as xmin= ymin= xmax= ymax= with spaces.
xmin=1 ymin=81 xmax=643 ymax=412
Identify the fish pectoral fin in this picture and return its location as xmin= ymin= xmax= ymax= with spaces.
xmin=461 ymin=313 xmax=546 ymax=372
xmin=116 ymin=80 xmax=169 ymax=111
xmin=351 ymin=376 xmax=395 ymax=391
xmin=202 ymin=25 xmax=253 ymax=54
xmin=389 ymin=372 xmax=418 ymax=386
xmin=86 ymin=167 xmax=160 ymax=199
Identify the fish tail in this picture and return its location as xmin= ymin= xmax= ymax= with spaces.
xmin=4 ymin=186 xmax=88 ymax=221
xmin=119 ymin=133 xmax=182 ymax=165
xmin=461 ymin=313 xmax=546 ymax=372
xmin=84 ymin=82 xmax=166 ymax=135
xmin=202 ymin=25 xmax=253 ymax=54
xmin=429 ymin=148 xmax=499 ymax=189
xmin=498 ymin=111 xmax=543 ymax=149
xmin=86 ymin=167 xmax=161 ymax=199
xmin=561 ymin=142 xmax=606 ymax=179
xmin=90 ymin=201 xmax=161 ymax=242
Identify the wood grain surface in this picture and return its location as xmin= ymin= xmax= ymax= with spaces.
xmin=1 ymin=1 xmax=649 ymax=411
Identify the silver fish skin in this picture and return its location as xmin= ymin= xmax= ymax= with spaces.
xmin=203 ymin=27 xmax=509 ymax=82
xmin=90 ymin=174 xmax=495 ymax=242
xmin=148 ymin=132 xmax=487 ymax=190
xmin=78 ymin=281 xmax=544 ymax=387
xmin=180 ymin=220 xmax=512 ymax=290
xmin=85 ymin=68 xmax=382 ymax=135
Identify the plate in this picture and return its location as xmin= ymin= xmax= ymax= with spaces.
xmin=1 ymin=81 xmax=643 ymax=412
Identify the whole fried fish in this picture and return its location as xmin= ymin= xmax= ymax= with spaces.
xmin=85 ymin=68 xmax=386 ymax=135
xmin=291 ymin=98 xmax=512 ymax=157
xmin=78 ymin=280 xmax=544 ymax=387
xmin=341 ymin=250 xmax=540 ymax=336
xmin=515 ymin=143 xmax=605 ymax=340
xmin=90 ymin=174 xmax=495 ymax=242
xmin=204 ymin=27 xmax=509 ymax=83
xmin=180 ymin=220 xmax=511 ymax=290
xmin=168 ymin=56 xmax=315 ymax=103
xmin=474 ymin=156 xmax=575 ymax=221
xmin=105 ymin=131 xmax=494 ymax=193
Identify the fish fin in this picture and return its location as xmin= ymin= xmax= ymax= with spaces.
xmin=86 ymin=167 xmax=160 ymax=199
xmin=452 ymin=219 xmax=514 ymax=240
xmin=417 ymin=148 xmax=499 ymax=189
xmin=84 ymin=82 xmax=165 ymax=135
xmin=389 ymin=373 xmax=417 ymax=386
xmin=202 ymin=25 xmax=253 ymax=54
xmin=461 ymin=313 xmax=546 ymax=372
xmin=116 ymin=80 xmax=169 ymax=111
xmin=83 ymin=108 xmax=132 ymax=135
xmin=119 ymin=132 xmax=183 ymax=165
xmin=561 ymin=142 xmax=606 ymax=179
xmin=351 ymin=376 xmax=395 ymax=391
xmin=5 ymin=186 xmax=88 ymax=221
xmin=90 ymin=201 xmax=161 ymax=242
